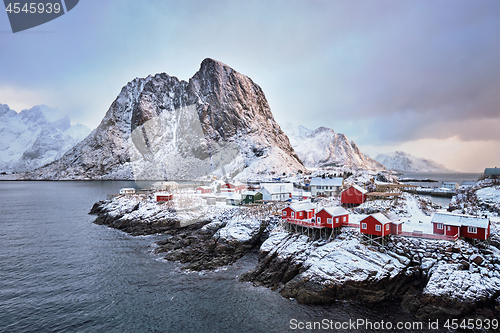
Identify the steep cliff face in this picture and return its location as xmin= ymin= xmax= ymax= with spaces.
xmin=27 ymin=59 xmax=304 ymax=180
xmin=282 ymin=124 xmax=384 ymax=170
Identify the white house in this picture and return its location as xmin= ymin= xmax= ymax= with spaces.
xmin=119 ymin=188 xmax=136 ymax=195
xmin=259 ymin=184 xmax=292 ymax=201
xmin=441 ymin=182 xmax=459 ymax=190
xmin=310 ymin=177 xmax=344 ymax=197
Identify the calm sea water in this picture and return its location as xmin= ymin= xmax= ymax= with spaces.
xmin=0 ymin=181 xmax=428 ymax=332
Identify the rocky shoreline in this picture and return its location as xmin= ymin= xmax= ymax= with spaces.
xmin=89 ymin=195 xmax=500 ymax=322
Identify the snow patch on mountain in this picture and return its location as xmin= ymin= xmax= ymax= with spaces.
xmin=281 ymin=123 xmax=384 ymax=170
xmin=0 ymin=104 xmax=91 ymax=173
xmin=375 ymin=151 xmax=453 ymax=173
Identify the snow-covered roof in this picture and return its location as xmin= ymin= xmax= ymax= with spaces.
xmin=346 ymin=184 xmax=367 ymax=194
xmin=289 ymin=201 xmax=315 ymax=212
xmin=226 ymin=193 xmax=242 ymax=200
xmin=431 ymin=212 xmax=490 ymax=229
xmin=310 ymin=177 xmax=343 ymax=187
xmin=260 ymin=182 xmax=294 ymax=191
xmin=321 ymin=206 xmax=349 ymax=217
xmin=241 ymin=191 xmax=258 ymax=196
xmin=370 ymin=211 xmax=400 ymax=225
xmin=260 ymin=184 xmax=292 ymax=194
xmin=197 ymin=186 xmax=212 ymax=189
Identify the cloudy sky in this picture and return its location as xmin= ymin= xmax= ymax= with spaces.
xmin=1 ymin=0 xmax=499 ymax=172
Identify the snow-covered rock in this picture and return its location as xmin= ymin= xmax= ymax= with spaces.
xmin=0 ymin=104 xmax=91 ymax=173
xmin=375 ymin=151 xmax=452 ymax=173
xmin=214 ymin=217 xmax=262 ymax=243
xmin=27 ymin=59 xmax=305 ymax=180
xmin=282 ymin=123 xmax=383 ymax=170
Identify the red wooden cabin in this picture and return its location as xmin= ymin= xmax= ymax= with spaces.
xmin=360 ymin=211 xmax=400 ymax=237
xmin=315 ymin=207 xmax=349 ymax=228
xmin=196 ymin=186 xmax=213 ymax=194
xmin=431 ymin=212 xmax=490 ymax=240
xmin=155 ymin=192 xmax=173 ymax=202
xmin=341 ymin=184 xmax=367 ymax=206
xmin=221 ymin=181 xmax=247 ymax=193
xmin=282 ymin=201 xmax=315 ymax=220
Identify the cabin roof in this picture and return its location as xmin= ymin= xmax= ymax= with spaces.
xmin=260 ymin=185 xmax=292 ymax=194
xmin=369 ymin=211 xmax=400 ymax=225
xmin=348 ymin=184 xmax=368 ymax=194
xmin=289 ymin=201 xmax=315 ymax=212
xmin=310 ymin=177 xmax=343 ymax=187
xmin=226 ymin=193 xmax=242 ymax=200
xmin=321 ymin=206 xmax=349 ymax=217
xmin=241 ymin=191 xmax=258 ymax=196
xmin=431 ymin=212 xmax=490 ymax=228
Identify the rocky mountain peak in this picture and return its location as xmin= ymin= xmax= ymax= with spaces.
xmin=27 ymin=59 xmax=305 ymax=180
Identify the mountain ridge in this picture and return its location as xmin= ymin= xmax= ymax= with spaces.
xmin=281 ymin=123 xmax=384 ymax=170
xmin=0 ymin=104 xmax=91 ymax=173
xmin=375 ymin=151 xmax=453 ymax=173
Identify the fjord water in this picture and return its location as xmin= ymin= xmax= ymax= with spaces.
xmin=0 ymin=181 xmax=421 ymax=333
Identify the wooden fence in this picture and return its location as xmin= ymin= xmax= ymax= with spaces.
xmin=396 ymin=231 xmax=458 ymax=241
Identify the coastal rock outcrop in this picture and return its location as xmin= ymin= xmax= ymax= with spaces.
xmin=241 ymin=229 xmax=415 ymax=304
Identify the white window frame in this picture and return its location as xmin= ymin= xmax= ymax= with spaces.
xmin=468 ymin=226 xmax=477 ymax=234
xmin=375 ymin=225 xmax=381 ymax=232
xmin=299 ymin=212 xmax=303 ymax=217
xmin=437 ymin=223 xmax=443 ymax=230
xmin=291 ymin=211 xmax=294 ymax=218
xmin=361 ymin=223 xmax=367 ymax=229
xmin=447 ymin=226 xmax=450 ymax=231
xmin=343 ymin=216 xmax=347 ymax=222
xmin=327 ymin=218 xmax=332 ymax=224
xmin=283 ymin=211 xmax=287 ymax=216
xmin=317 ymin=217 xmax=321 ymax=224
xmin=335 ymin=217 xmax=339 ymax=224
xmin=386 ymin=224 xmax=389 ymax=231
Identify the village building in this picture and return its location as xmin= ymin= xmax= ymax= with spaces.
xmin=225 ymin=193 xmax=242 ymax=206
xmin=154 ymin=192 xmax=173 ymax=202
xmin=310 ymin=177 xmax=344 ymax=197
xmin=282 ymin=201 xmax=315 ymax=220
xmin=119 ymin=188 xmax=136 ymax=195
xmin=220 ymin=181 xmax=247 ymax=194
xmin=431 ymin=212 xmax=490 ymax=242
xmin=315 ymin=206 xmax=349 ymax=228
xmin=196 ymin=186 xmax=214 ymax=194
xmin=240 ymin=191 xmax=263 ymax=204
xmin=291 ymin=190 xmax=312 ymax=200
xmin=341 ymin=184 xmax=367 ymax=206
xmin=441 ymin=182 xmax=459 ymax=190
xmin=359 ymin=211 xmax=402 ymax=246
xmin=259 ymin=184 xmax=293 ymax=201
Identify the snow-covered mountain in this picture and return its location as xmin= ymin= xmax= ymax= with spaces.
xmin=281 ymin=123 xmax=384 ymax=170
xmin=0 ymin=104 xmax=91 ymax=173
xmin=375 ymin=151 xmax=453 ymax=173
xmin=27 ymin=58 xmax=305 ymax=180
